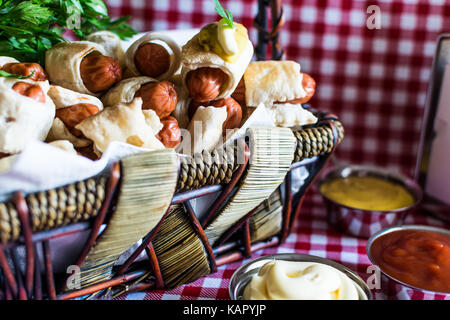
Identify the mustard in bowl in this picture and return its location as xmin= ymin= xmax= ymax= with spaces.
xmin=318 ymin=164 xmax=423 ymax=238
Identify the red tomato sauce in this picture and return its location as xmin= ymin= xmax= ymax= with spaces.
xmin=370 ymin=229 xmax=450 ymax=293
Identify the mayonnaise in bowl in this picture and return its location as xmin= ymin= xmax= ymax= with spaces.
xmin=229 ymin=254 xmax=371 ymax=300
xmin=243 ymin=260 xmax=359 ymax=300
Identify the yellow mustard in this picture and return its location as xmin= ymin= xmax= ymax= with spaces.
xmin=198 ymin=22 xmax=248 ymax=63
xmin=320 ymin=176 xmax=415 ymax=211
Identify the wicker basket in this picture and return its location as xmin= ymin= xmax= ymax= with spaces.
xmin=0 ymin=1 xmax=344 ymax=300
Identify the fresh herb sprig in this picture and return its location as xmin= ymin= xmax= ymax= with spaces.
xmin=0 ymin=69 xmax=34 ymax=79
xmin=0 ymin=0 xmax=136 ymax=66
xmin=213 ymin=0 xmax=234 ymax=28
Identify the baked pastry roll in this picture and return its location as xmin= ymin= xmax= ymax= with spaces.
xmin=125 ymin=32 xmax=182 ymax=80
xmin=102 ymin=76 xmax=157 ymax=107
xmin=85 ymin=31 xmax=126 ymax=67
xmin=75 ymin=98 xmax=165 ymax=154
xmin=48 ymin=85 xmax=104 ymax=111
xmin=102 ymin=76 xmax=178 ymax=120
xmin=46 ymin=85 xmax=103 ymax=148
xmin=187 ymin=105 xmax=227 ymax=154
xmin=267 ymin=103 xmax=317 ymax=128
xmin=180 ymin=23 xmax=254 ymax=102
xmin=0 ymin=78 xmax=55 ymax=154
xmin=243 ymin=61 xmax=308 ymax=107
xmin=45 ymin=41 xmax=122 ymax=96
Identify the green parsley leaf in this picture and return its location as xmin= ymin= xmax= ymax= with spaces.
xmin=0 ymin=0 xmax=136 ymax=65
xmin=83 ymin=0 xmax=108 ymax=16
xmin=213 ymin=0 xmax=234 ymax=28
xmin=8 ymin=1 xmax=55 ymax=25
xmin=0 ymin=69 xmax=35 ymax=79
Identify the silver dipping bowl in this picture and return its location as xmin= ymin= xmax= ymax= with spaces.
xmin=366 ymin=225 xmax=450 ymax=300
xmin=229 ymin=253 xmax=372 ymax=300
xmin=318 ymin=164 xmax=423 ymax=238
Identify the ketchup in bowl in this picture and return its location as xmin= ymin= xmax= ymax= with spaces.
xmin=369 ymin=228 xmax=450 ymax=293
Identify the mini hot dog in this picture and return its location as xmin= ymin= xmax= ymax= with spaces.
xmin=80 ymin=55 xmax=122 ymax=93
xmin=135 ymin=80 xmax=178 ymax=119
xmin=236 ymin=61 xmax=316 ymax=107
xmin=46 ymin=85 xmax=104 ymax=148
xmin=186 ymin=67 xmax=228 ymax=102
xmin=2 ymin=62 xmax=48 ymax=81
xmin=46 ymin=41 xmax=122 ymax=96
xmin=156 ymin=116 xmax=181 ymax=149
xmin=232 ymin=72 xmax=316 ymax=107
xmin=181 ymin=22 xmax=254 ymax=102
xmin=237 ymin=60 xmax=318 ymax=128
xmin=103 ymin=77 xmax=179 ymax=119
xmin=55 ymin=103 xmax=101 ymax=137
xmin=134 ymin=43 xmax=171 ymax=78
xmin=101 ymin=77 xmax=179 ymax=149
xmin=125 ymin=33 xmax=181 ymax=80
xmin=12 ymin=81 xmax=46 ymax=103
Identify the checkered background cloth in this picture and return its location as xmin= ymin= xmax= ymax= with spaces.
xmin=105 ymin=0 xmax=450 ymax=300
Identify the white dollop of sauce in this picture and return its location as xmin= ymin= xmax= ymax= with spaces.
xmin=217 ymin=22 xmax=238 ymax=55
xmin=243 ymin=260 xmax=361 ymax=300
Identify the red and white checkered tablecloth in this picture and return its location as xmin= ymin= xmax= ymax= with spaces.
xmin=105 ymin=0 xmax=450 ymax=300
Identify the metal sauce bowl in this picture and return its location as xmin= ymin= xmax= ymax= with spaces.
xmin=318 ymin=164 xmax=423 ymax=238
xmin=366 ymin=225 xmax=450 ymax=300
xmin=229 ymin=253 xmax=372 ymax=300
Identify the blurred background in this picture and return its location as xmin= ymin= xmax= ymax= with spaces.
xmin=107 ymin=0 xmax=449 ymax=178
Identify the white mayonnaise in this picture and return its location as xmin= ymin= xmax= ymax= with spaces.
xmin=217 ymin=22 xmax=238 ymax=55
xmin=243 ymin=260 xmax=360 ymax=300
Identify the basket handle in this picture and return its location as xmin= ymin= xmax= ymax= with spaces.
xmin=254 ymin=0 xmax=285 ymax=61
